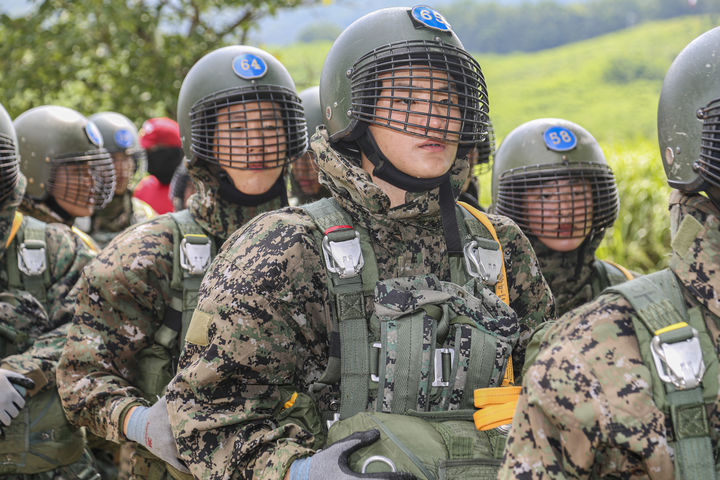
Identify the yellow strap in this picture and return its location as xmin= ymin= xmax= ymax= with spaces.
xmin=473 ymin=399 xmax=519 ymax=431
xmin=132 ymin=197 xmax=157 ymax=220
xmin=602 ymin=259 xmax=635 ymax=281
xmin=655 ymin=321 xmax=689 ymax=336
xmin=456 ymin=201 xmax=509 ymax=305
xmin=474 ymin=386 xmax=522 ymax=407
xmin=284 ymin=392 xmax=298 ymax=410
xmin=5 ymin=211 xmax=23 ymax=249
xmin=71 ymin=226 xmax=100 ymax=253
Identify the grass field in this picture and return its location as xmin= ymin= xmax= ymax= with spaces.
xmin=268 ymin=15 xmax=719 ymax=272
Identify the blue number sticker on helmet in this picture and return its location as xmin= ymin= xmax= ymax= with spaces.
xmin=543 ymin=126 xmax=577 ymax=152
xmin=411 ymin=6 xmax=451 ymax=32
xmin=232 ymin=53 xmax=268 ymax=80
xmin=114 ymin=129 xmax=133 ymax=149
xmin=85 ymin=121 xmax=103 ymax=147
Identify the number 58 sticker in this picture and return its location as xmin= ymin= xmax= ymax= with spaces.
xmin=543 ymin=126 xmax=577 ymax=152
xmin=411 ymin=6 xmax=451 ymax=32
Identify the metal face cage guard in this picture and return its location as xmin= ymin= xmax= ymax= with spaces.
xmin=0 ymin=132 xmax=19 ymax=204
xmin=111 ymin=151 xmax=136 ymax=193
xmin=697 ymin=97 xmax=720 ymax=189
xmin=495 ymin=163 xmax=618 ymax=239
xmin=190 ymin=86 xmax=307 ymax=170
xmin=349 ymin=40 xmax=489 ymax=152
xmin=46 ymin=150 xmax=116 ymax=210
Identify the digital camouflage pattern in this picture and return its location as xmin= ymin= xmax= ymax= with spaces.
xmin=499 ymin=190 xmax=720 ymax=479
xmin=165 ymin=129 xmax=554 ymax=480
xmin=530 ymin=235 xmax=634 ymax=316
xmin=90 ymin=190 xmax=156 ymax=248
xmin=0 ymin=174 xmax=99 ymax=478
xmin=57 ymin=159 xmax=284 ymax=479
xmin=18 ymin=195 xmax=72 ymax=226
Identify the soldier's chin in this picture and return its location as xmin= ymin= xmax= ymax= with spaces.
xmin=537 ymin=235 xmax=586 ymax=252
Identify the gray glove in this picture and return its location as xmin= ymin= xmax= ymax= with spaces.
xmin=0 ymin=368 xmax=34 ymax=439
xmin=289 ymin=429 xmax=417 ymax=479
xmin=125 ymin=396 xmax=189 ymax=473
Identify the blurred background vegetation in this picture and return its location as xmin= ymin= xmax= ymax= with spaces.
xmin=1 ymin=0 xmax=718 ymax=272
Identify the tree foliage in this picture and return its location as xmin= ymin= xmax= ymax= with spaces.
xmin=0 ymin=0 xmax=320 ymax=124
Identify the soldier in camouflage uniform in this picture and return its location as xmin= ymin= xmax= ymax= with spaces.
xmin=87 ymin=112 xmax=156 ymax=248
xmin=500 ymin=27 xmax=720 ymax=479
xmin=0 ymin=103 xmax=102 ymax=478
xmin=57 ymin=45 xmax=307 ymax=480
xmin=165 ymin=7 xmax=554 ymax=480
xmin=491 ymin=118 xmax=632 ymax=316
xmin=14 ymin=106 xmax=115 ymax=233
xmin=288 ymin=86 xmax=330 ymax=206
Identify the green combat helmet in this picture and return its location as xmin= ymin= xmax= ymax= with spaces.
xmin=0 ymin=103 xmax=20 ymax=204
xmin=320 ymin=6 xmax=488 ymax=159
xmin=177 ymin=45 xmax=307 ymax=171
xmin=300 ymin=85 xmax=323 ymax=138
xmin=658 ymin=26 xmax=720 ymax=203
xmin=89 ymin=111 xmax=146 ymax=182
xmin=14 ymin=105 xmax=115 ymax=210
xmin=492 ymin=118 xmax=618 ymax=240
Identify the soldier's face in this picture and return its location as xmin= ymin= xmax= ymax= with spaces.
xmin=524 ymin=179 xmax=593 ymax=252
xmin=214 ymin=101 xmax=286 ymax=195
xmin=50 ymin=163 xmax=96 ymax=217
xmin=112 ymin=152 xmax=133 ymax=194
xmin=291 ymin=151 xmax=322 ymax=195
xmin=367 ymin=67 xmax=460 ymax=179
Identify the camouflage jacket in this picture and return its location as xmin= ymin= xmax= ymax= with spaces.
xmin=0 ymin=175 xmax=95 ymax=392
xmin=531 ymin=236 xmax=633 ymax=316
xmin=500 ymin=191 xmax=720 ymax=479
xmin=56 ymin=161 xmax=284 ymax=445
xmin=18 ymin=195 xmax=72 ymax=226
xmin=165 ymin=131 xmax=555 ymax=480
xmin=90 ymin=190 xmax=156 ymax=248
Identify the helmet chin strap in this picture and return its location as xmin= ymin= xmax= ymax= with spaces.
xmin=356 ymin=130 xmax=463 ymax=256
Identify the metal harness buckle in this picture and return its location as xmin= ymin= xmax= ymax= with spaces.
xmin=650 ymin=326 xmax=705 ymax=390
xmin=432 ymin=348 xmax=454 ymax=387
xmin=18 ymin=240 xmax=46 ymax=276
xmin=321 ymin=230 xmax=364 ymax=279
xmin=179 ymin=235 xmax=211 ymax=275
xmin=464 ymin=239 xmax=502 ymax=285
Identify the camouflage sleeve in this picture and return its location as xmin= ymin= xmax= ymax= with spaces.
xmin=166 ymin=209 xmax=330 ymax=480
xmin=44 ymin=223 xmax=96 ymax=328
xmin=489 ymin=213 xmax=555 ymax=376
xmin=57 ymin=217 xmax=176 ymax=443
xmin=1 ymin=322 xmax=70 ymax=395
xmin=499 ymin=295 xmax=673 ymax=479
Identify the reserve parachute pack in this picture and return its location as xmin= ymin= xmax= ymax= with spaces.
xmin=607 ymin=269 xmax=719 ymax=480
xmin=296 ymin=197 xmax=521 ymax=479
xmin=135 ymin=209 xmax=215 ymax=400
xmin=0 ymin=211 xmax=90 ymax=475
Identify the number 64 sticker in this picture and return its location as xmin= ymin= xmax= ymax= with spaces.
xmin=411 ymin=5 xmax=451 ymax=32
xmin=233 ymin=53 xmax=268 ymax=80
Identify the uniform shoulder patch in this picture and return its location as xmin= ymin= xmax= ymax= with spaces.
xmin=185 ymin=309 xmax=212 ymax=346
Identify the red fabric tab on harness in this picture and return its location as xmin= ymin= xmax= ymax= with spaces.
xmin=324 ymin=225 xmax=353 ymax=235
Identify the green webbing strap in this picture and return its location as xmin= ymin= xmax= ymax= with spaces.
xmin=607 ymin=270 xmax=717 ymax=480
xmin=168 ymin=210 xmax=215 ymax=346
xmin=302 ymin=198 xmax=374 ymax=419
xmin=6 ymin=216 xmax=50 ymax=309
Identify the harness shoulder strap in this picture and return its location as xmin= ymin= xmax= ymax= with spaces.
xmin=6 ymin=215 xmax=51 ymax=308
xmin=303 ymin=198 xmax=375 ymax=420
xmin=167 ymin=210 xmax=216 ymax=348
xmin=71 ymin=225 xmax=100 ymax=253
xmin=594 ymin=259 xmax=634 ymax=292
xmin=607 ymin=269 xmax=718 ymax=480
